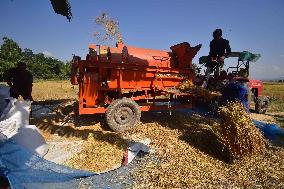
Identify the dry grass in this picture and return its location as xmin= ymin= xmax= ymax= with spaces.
xmin=263 ymin=82 xmax=284 ymax=100
xmin=32 ymin=80 xmax=78 ymax=101
xmin=263 ymin=82 xmax=284 ymax=128
xmin=263 ymin=82 xmax=284 ymax=112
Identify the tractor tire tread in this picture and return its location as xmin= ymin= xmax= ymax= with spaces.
xmin=106 ymin=98 xmax=141 ymax=132
xmin=255 ymin=96 xmax=269 ymax=114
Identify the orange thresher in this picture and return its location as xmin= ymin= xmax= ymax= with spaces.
xmin=71 ymin=42 xmax=201 ymax=131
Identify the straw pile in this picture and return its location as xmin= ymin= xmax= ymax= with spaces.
xmin=64 ymin=132 xmax=126 ymax=172
xmin=179 ymin=80 xmax=220 ymax=104
xmin=125 ymin=112 xmax=284 ymax=188
xmin=178 ymin=79 xmax=194 ymax=91
xmin=125 ymin=113 xmax=228 ymax=188
xmin=32 ymin=100 xmax=127 ymax=173
xmin=217 ymin=101 xmax=266 ymax=160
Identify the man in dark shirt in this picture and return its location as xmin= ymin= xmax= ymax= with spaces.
xmin=202 ymin=29 xmax=231 ymax=88
xmin=221 ymin=77 xmax=250 ymax=112
xmin=5 ymin=62 xmax=33 ymax=100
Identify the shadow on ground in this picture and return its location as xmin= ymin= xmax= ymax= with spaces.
xmin=32 ymin=99 xmax=231 ymax=161
xmin=30 ymin=99 xmax=126 ymax=149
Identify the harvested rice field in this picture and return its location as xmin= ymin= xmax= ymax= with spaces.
xmin=29 ymin=80 xmax=284 ymax=188
xmin=32 ymin=80 xmax=78 ymax=101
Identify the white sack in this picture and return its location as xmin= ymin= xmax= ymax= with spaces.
xmin=0 ymin=118 xmax=17 ymax=138
xmin=0 ymin=98 xmax=31 ymax=127
xmin=0 ymin=98 xmax=48 ymax=157
xmin=123 ymin=138 xmax=150 ymax=165
xmin=11 ymin=125 xmax=49 ymax=157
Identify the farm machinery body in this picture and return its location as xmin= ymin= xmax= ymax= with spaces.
xmin=71 ymin=42 xmax=201 ymax=131
xmin=195 ymin=51 xmax=269 ymax=114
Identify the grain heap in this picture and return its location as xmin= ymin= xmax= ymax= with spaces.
xmin=217 ymin=101 xmax=266 ymax=160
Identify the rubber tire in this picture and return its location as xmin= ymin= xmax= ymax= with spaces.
xmin=106 ymin=98 xmax=141 ymax=132
xmin=247 ymin=88 xmax=253 ymax=110
xmin=255 ymin=96 xmax=269 ymax=114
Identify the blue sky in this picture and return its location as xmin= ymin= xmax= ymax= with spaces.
xmin=0 ymin=0 xmax=283 ymax=79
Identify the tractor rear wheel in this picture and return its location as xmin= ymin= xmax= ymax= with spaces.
xmin=106 ymin=98 xmax=141 ymax=132
xmin=255 ymin=96 xmax=269 ymax=114
xmin=247 ymin=88 xmax=254 ymax=110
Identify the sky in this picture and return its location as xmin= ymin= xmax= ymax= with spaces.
xmin=0 ymin=0 xmax=283 ymax=80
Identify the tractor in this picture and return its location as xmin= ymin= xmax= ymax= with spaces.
xmin=195 ymin=51 xmax=269 ymax=114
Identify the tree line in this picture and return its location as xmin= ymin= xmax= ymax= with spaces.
xmin=0 ymin=37 xmax=71 ymax=81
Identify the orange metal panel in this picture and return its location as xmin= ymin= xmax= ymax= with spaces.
xmin=79 ymin=106 xmax=106 ymax=114
xmin=78 ymin=103 xmax=193 ymax=115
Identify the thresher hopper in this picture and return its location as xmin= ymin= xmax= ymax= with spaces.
xmin=71 ymin=42 xmax=201 ymax=132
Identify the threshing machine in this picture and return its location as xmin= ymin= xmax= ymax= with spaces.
xmin=71 ymin=42 xmax=201 ymax=131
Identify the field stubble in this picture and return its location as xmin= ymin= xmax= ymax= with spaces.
xmin=32 ymin=80 xmax=78 ymax=101
xmin=262 ymin=82 xmax=284 ymax=127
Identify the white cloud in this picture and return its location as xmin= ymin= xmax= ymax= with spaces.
xmin=42 ymin=51 xmax=54 ymax=58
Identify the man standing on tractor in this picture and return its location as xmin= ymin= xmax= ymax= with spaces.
xmin=5 ymin=62 xmax=33 ymax=101
xmin=202 ymin=28 xmax=231 ymax=88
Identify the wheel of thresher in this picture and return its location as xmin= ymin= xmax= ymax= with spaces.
xmin=105 ymin=98 xmax=141 ymax=132
xmin=255 ymin=96 xmax=269 ymax=114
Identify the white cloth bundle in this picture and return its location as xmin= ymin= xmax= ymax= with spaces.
xmin=0 ymin=98 xmax=48 ymax=157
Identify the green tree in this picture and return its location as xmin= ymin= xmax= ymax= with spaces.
xmin=0 ymin=37 xmax=71 ymax=81
xmin=0 ymin=37 xmax=23 ymax=79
